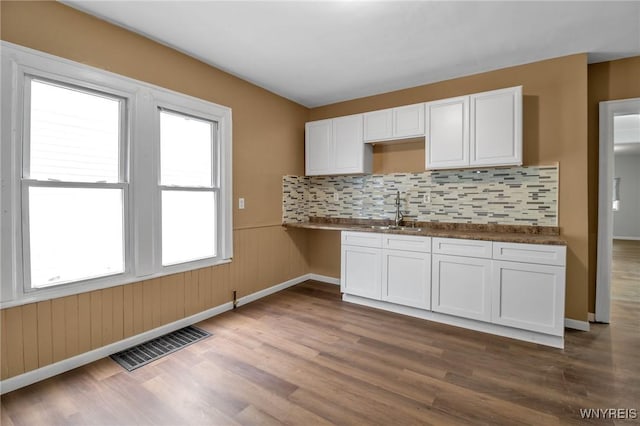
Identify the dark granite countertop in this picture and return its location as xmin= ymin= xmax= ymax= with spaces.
xmin=283 ymin=217 xmax=566 ymax=245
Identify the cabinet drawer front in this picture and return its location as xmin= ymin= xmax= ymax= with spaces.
xmin=342 ymin=231 xmax=382 ymax=248
xmin=493 ymin=242 xmax=566 ymax=266
xmin=382 ymin=234 xmax=431 ymax=252
xmin=432 ymin=237 xmax=492 ymax=258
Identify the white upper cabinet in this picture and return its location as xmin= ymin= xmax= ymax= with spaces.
xmin=393 ymin=103 xmax=425 ymax=139
xmin=305 ymin=119 xmax=332 ymax=175
xmin=426 ymin=86 xmax=522 ymax=170
xmin=363 ymin=109 xmax=393 ymax=141
xmin=364 ymin=103 xmax=425 ymax=142
xmin=425 ymin=96 xmax=469 ymax=169
xmin=305 ymin=114 xmax=372 ymax=176
xmin=470 ymin=86 xmax=522 ymax=167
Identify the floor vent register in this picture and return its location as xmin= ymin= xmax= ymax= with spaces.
xmin=110 ymin=325 xmax=211 ymax=371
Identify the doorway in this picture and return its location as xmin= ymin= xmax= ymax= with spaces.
xmin=596 ymin=98 xmax=640 ymax=323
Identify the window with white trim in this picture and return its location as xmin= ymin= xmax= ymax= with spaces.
xmin=0 ymin=42 xmax=233 ymax=307
xmin=159 ymin=109 xmax=219 ymax=266
xmin=24 ymin=79 xmax=128 ymax=289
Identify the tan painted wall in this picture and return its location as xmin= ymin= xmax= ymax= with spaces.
xmin=587 ymin=56 xmax=640 ymax=312
xmin=307 ymin=230 xmax=342 ymax=279
xmin=0 ymin=1 xmax=309 ymax=380
xmin=308 ymin=55 xmax=590 ymax=322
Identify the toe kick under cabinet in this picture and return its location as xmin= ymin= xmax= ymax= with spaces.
xmin=341 ymin=231 xmax=567 ymax=348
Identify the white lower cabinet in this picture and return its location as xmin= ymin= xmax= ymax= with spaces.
xmin=431 ymin=254 xmax=492 ymax=322
xmin=340 ymin=231 xmax=567 ymax=348
xmin=341 ymin=232 xmax=382 ymax=300
xmin=341 ymin=245 xmax=381 ymax=299
xmin=382 ymin=249 xmax=431 ymax=309
xmin=492 ymin=260 xmax=565 ymax=336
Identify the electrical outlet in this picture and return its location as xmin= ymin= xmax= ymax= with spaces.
xmin=424 ymin=193 xmax=431 ymax=204
xmin=238 ymin=198 xmax=245 ymax=209
xmin=333 ymin=192 xmax=339 ymax=202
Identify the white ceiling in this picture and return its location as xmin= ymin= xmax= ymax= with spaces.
xmin=62 ymin=1 xmax=640 ymax=108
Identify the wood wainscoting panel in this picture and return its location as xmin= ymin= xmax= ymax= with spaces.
xmin=0 ymin=225 xmax=309 ymax=380
xmin=4 ymin=308 xmax=24 ymax=377
xmin=20 ymin=304 xmax=38 ymax=373
xmin=51 ymin=298 xmax=66 ymax=363
xmin=77 ymin=293 xmax=92 ymax=354
xmin=35 ymin=301 xmax=53 ymax=368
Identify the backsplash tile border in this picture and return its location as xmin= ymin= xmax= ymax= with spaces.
xmin=283 ymin=165 xmax=558 ymax=226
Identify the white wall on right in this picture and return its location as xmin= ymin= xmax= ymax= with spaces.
xmin=613 ymin=153 xmax=640 ymax=239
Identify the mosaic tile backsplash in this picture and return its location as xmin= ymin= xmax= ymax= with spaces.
xmin=283 ymin=165 xmax=558 ymax=226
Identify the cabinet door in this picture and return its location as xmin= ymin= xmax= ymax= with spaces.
xmin=341 ymin=245 xmax=381 ymax=300
xmin=382 ymin=250 xmax=431 ymax=309
xmin=492 ymin=261 xmax=565 ymax=336
xmin=305 ymin=119 xmax=332 ymax=176
xmin=431 ymin=254 xmax=492 ymax=322
xmin=425 ymin=96 xmax=469 ymax=170
xmin=393 ymin=103 xmax=425 ymax=139
xmin=470 ymin=86 xmax=522 ymax=167
xmin=333 ymin=114 xmax=367 ymax=174
xmin=363 ymin=109 xmax=393 ymax=142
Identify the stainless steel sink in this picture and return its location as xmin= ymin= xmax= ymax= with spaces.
xmin=369 ymin=225 xmax=422 ymax=232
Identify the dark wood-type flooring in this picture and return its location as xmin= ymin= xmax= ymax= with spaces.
xmin=2 ymin=241 xmax=639 ymax=425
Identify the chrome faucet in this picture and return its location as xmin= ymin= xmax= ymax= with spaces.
xmin=394 ymin=190 xmax=404 ymax=227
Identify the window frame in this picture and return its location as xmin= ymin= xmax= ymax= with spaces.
xmin=155 ymin=103 xmax=222 ymax=271
xmin=21 ymin=76 xmax=131 ymax=291
xmin=1 ymin=41 xmax=233 ymax=308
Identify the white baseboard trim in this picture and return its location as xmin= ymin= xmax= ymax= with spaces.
xmin=236 ymin=275 xmax=310 ymax=307
xmin=308 ymin=273 xmax=340 ymax=285
xmin=613 ymin=236 xmax=640 ymax=241
xmin=1 ymin=273 xmax=318 ymax=395
xmin=343 ymin=294 xmax=564 ymax=349
xmin=564 ymin=318 xmax=590 ymax=331
xmin=588 ymin=312 xmax=595 ymax=322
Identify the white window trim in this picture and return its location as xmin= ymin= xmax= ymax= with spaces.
xmin=0 ymin=41 xmax=233 ymax=308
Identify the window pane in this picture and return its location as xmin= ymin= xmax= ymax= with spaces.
xmin=162 ymin=191 xmax=216 ymax=265
xmin=28 ymin=187 xmax=124 ymax=288
xmin=29 ymin=80 xmax=121 ymax=183
xmin=160 ymin=110 xmax=213 ymax=187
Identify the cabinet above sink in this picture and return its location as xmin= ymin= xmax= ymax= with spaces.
xmin=304 ymin=85 xmax=523 ymax=176
xmin=363 ymin=103 xmax=425 ymax=143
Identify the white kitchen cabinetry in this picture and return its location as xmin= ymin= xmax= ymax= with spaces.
xmin=470 ymin=86 xmax=522 ymax=167
xmin=430 ymin=237 xmax=493 ymax=322
xmin=305 ymin=119 xmax=332 ymax=175
xmin=425 ymin=96 xmax=469 ymax=169
xmin=364 ymin=103 xmax=425 ymax=142
xmin=426 ymin=86 xmax=522 ymax=170
xmin=305 ymin=114 xmax=372 ymax=176
xmin=340 ymin=232 xmax=382 ymax=299
xmin=340 ymin=231 xmax=566 ymax=348
xmin=491 ymin=243 xmax=566 ymax=336
xmin=381 ymin=235 xmax=431 ymax=309
xmin=431 ymin=254 xmax=492 ymax=322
